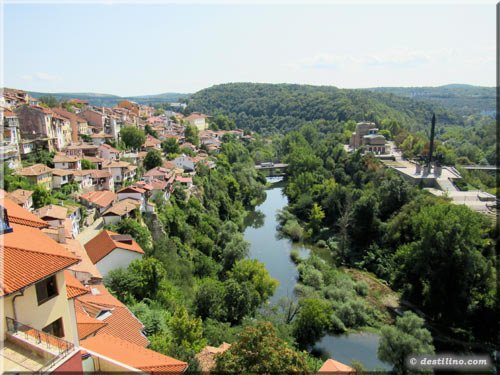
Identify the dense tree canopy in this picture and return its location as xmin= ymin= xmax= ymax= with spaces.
xmin=120 ymin=126 xmax=146 ymax=150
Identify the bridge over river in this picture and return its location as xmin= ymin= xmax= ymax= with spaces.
xmin=255 ymin=162 xmax=289 ymax=177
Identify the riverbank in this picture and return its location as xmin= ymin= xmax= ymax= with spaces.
xmin=243 ymin=182 xmax=392 ymax=370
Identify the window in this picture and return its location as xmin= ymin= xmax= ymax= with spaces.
xmin=35 ymin=275 xmax=58 ymax=305
xmin=42 ymin=318 xmax=64 ymax=338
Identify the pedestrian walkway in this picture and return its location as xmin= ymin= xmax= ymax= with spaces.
xmin=76 ymin=217 xmax=104 ymax=245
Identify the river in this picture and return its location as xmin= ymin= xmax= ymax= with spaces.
xmin=243 ymin=181 xmax=391 ymax=371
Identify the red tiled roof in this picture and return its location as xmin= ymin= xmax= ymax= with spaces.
xmin=65 ymin=270 xmax=88 ymax=299
xmin=1 ymin=197 xmax=48 ymax=228
xmin=75 ymin=300 xmax=107 ymax=339
xmin=117 ymin=186 xmax=146 ymax=194
xmin=80 ymin=190 xmax=116 ymax=208
xmin=82 ymin=334 xmax=187 ymax=374
xmin=84 ymin=230 xmax=144 ymax=264
xmin=318 ymin=359 xmax=355 ymax=373
xmin=101 ymin=198 xmax=140 ymax=217
xmin=5 ymin=189 xmax=33 ymax=206
xmin=17 ymin=163 xmax=52 ymax=177
xmin=78 ymin=285 xmax=149 ymax=346
xmin=1 ymin=223 xmax=79 ymax=296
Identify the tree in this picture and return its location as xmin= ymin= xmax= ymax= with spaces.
xmin=120 ymin=126 xmax=146 ymax=150
xmin=393 ymin=204 xmax=496 ymax=331
xmin=223 ymin=279 xmax=260 ymax=324
xmin=378 ymin=312 xmax=434 ymax=374
xmin=194 ymin=278 xmax=227 ymax=320
xmin=228 ymin=259 xmax=278 ymax=303
xmin=32 ymin=185 xmax=52 ymax=208
xmin=144 ymin=124 xmax=158 ymax=138
xmin=309 ymin=203 xmax=325 ymax=235
xmin=108 ymin=218 xmax=153 ymax=252
xmin=184 ymin=124 xmax=199 ymax=145
xmin=81 ymin=159 xmax=96 ymax=170
xmin=293 ymin=298 xmax=332 ymax=349
xmin=127 ymin=258 xmax=167 ymax=300
xmin=143 ymin=149 xmax=163 ymax=171
xmin=38 ymin=95 xmax=59 ymax=108
xmin=169 ymin=306 xmax=206 ymax=354
xmin=162 ymin=138 xmax=180 ymax=154
xmin=214 ymin=322 xmax=310 ymax=374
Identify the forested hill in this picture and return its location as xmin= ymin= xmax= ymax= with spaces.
xmin=28 ymin=91 xmax=190 ymax=107
xmin=366 ymin=84 xmax=495 ymax=117
xmin=187 ymin=82 xmax=463 ymax=134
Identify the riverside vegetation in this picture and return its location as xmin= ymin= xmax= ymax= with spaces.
xmin=85 ymin=82 xmax=497 ymax=373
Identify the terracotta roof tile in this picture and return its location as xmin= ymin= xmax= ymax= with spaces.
xmin=35 ymin=204 xmax=68 ymax=221
xmin=101 ymin=198 xmax=140 ymax=218
xmin=82 ymin=334 xmax=187 ymax=374
xmin=1 ymin=197 xmax=48 ymax=228
xmin=1 ymin=223 xmax=79 ymax=296
xmin=64 ymin=270 xmax=88 ymax=299
xmin=318 ymin=359 xmax=355 ymax=373
xmin=78 ymin=285 xmax=149 ymax=346
xmin=75 ymin=300 xmax=107 ymax=339
xmin=17 ymin=163 xmax=52 ymax=176
xmin=80 ymin=190 xmax=116 ymax=208
xmin=6 ymin=189 xmax=33 ymax=206
xmin=64 ymin=239 xmax=103 ymax=281
xmin=84 ymin=229 xmax=144 ymax=264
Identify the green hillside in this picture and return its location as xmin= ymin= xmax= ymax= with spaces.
xmin=366 ymin=84 xmax=495 ymax=117
xmin=187 ymin=83 xmax=463 ymax=134
xmin=28 ymin=91 xmax=190 ymax=107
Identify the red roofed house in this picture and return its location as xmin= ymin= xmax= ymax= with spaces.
xmin=117 ymin=185 xmax=147 ymax=211
xmin=84 ymin=230 xmax=144 ymax=277
xmin=1 ymin=197 xmax=83 ymax=372
xmin=82 ymin=333 xmax=187 ymax=373
xmin=80 ymin=190 xmax=117 ymax=214
xmin=317 ymin=358 xmax=355 ymax=374
xmin=98 ymin=143 xmax=122 ymax=161
xmin=185 ymin=112 xmax=208 ymax=131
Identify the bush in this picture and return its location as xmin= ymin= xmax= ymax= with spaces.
xmin=281 ymin=219 xmax=304 ymax=241
xmin=354 ymin=281 xmax=369 ymax=297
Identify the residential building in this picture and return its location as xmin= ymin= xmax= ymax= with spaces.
xmin=185 ymin=112 xmax=208 ymax=131
xmin=101 ymin=198 xmax=141 ymax=225
xmin=142 ymin=134 xmax=162 ymax=151
xmin=84 ymin=230 xmax=145 ymax=277
xmin=102 ymin=160 xmax=137 ymax=185
xmin=1 ymin=197 xmax=84 ymax=372
xmin=54 ymin=153 xmax=82 ymax=170
xmin=52 ymin=107 xmax=90 ymax=143
xmin=89 ymin=169 xmax=114 ymax=191
xmin=72 ymin=170 xmax=94 ymax=192
xmin=116 ymin=185 xmax=147 ymax=211
xmin=317 ymin=358 xmax=355 ymax=373
xmin=1 ymin=109 xmax=21 ymax=169
xmin=17 ymin=164 xmax=53 ymax=189
xmin=16 ymin=105 xmax=57 ymax=152
xmin=98 ymin=143 xmax=122 ymax=161
xmin=79 ymin=190 xmax=117 ymax=214
xmin=173 ymin=154 xmax=195 ymax=172
xmin=6 ymin=189 xmax=33 ymax=210
xmin=52 ymin=169 xmax=75 ymax=189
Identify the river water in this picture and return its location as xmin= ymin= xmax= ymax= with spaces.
xmin=243 ymin=182 xmax=391 ymax=371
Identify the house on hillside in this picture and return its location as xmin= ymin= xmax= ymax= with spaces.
xmin=16 ymin=164 xmax=53 ymax=189
xmin=52 ymin=168 xmax=75 ymax=189
xmin=101 ymin=198 xmax=141 ymax=225
xmin=84 ymin=230 xmax=145 ymax=277
xmin=6 ymin=189 xmax=33 ymax=210
xmin=185 ymin=112 xmax=209 ymax=131
xmin=54 ymin=153 xmax=82 ymax=170
xmin=79 ymin=190 xmax=117 ymax=214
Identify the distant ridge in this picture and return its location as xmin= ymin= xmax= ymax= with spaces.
xmin=27 ymin=91 xmax=191 ymax=106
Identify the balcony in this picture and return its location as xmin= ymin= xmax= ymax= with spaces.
xmin=2 ymin=317 xmax=76 ymax=373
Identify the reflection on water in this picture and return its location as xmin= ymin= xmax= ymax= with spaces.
xmin=243 ymin=184 xmax=391 ymax=370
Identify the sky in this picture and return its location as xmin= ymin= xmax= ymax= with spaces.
xmin=2 ymin=2 xmax=496 ymax=96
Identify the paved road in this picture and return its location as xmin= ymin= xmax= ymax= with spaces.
xmin=76 ymin=217 xmax=104 ymax=245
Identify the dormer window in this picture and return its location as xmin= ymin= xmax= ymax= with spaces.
xmin=0 ymin=206 xmax=13 ymax=235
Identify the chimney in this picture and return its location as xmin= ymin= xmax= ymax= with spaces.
xmin=58 ymin=225 xmax=66 ymax=244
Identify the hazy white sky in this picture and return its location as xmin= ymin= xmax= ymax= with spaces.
xmin=3 ymin=2 xmax=496 ymax=95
